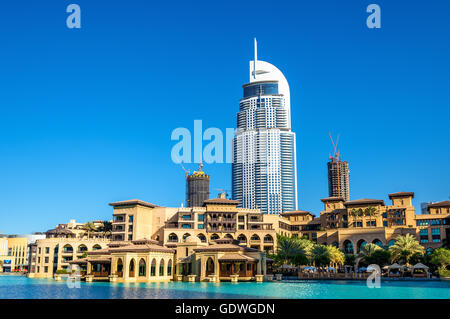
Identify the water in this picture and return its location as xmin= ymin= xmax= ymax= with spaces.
xmin=1 ymin=275 xmax=449 ymax=299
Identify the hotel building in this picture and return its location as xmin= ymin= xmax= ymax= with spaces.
xmin=278 ymin=192 xmax=450 ymax=254
xmin=232 ymin=39 xmax=298 ymax=214
xmin=27 ymin=220 xmax=110 ymax=278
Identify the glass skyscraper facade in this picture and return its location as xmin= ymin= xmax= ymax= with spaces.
xmin=232 ymin=41 xmax=298 ymax=214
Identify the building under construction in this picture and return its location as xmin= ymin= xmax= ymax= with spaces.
xmin=327 ymin=158 xmax=350 ymax=201
xmin=327 ymin=133 xmax=350 ymax=201
xmin=186 ymin=163 xmax=210 ymax=207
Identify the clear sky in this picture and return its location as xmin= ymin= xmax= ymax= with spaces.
xmin=0 ymin=0 xmax=449 ymax=234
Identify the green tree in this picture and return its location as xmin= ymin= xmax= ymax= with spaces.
xmin=81 ymin=222 xmax=97 ymax=238
xmin=364 ymin=206 xmax=378 ymax=226
xmin=274 ymin=235 xmax=309 ymax=266
xmin=327 ymin=246 xmax=345 ymax=268
xmin=364 ymin=249 xmax=391 ymax=266
xmin=430 ymin=248 xmax=450 ymax=268
xmin=97 ymin=221 xmax=113 ymax=238
xmin=311 ymin=245 xmax=330 ymax=267
xmin=389 ymin=234 xmax=424 ymax=265
xmin=344 ymin=254 xmax=357 ymax=266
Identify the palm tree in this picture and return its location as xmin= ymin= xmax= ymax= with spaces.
xmin=364 ymin=206 xmax=378 ymax=226
xmin=349 ymin=209 xmax=359 ymax=227
xmin=311 ymin=245 xmax=330 ymax=267
xmin=327 ymin=246 xmax=345 ymax=270
xmin=81 ymin=222 xmax=97 ymax=238
xmin=97 ymin=221 xmax=112 ymax=238
xmin=359 ymin=243 xmax=382 ymax=258
xmin=275 ymin=235 xmax=308 ymax=266
xmin=389 ymin=234 xmax=424 ymax=265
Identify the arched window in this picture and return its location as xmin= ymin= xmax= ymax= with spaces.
xmin=168 ymin=233 xmax=178 ymax=243
xmin=159 ymin=259 xmax=165 ymax=276
xmin=77 ymin=245 xmax=87 ymax=253
xmin=250 ymin=234 xmax=260 ymax=241
xmin=210 ymin=234 xmax=219 ymax=241
xmin=264 ymin=235 xmax=273 ymax=243
xmin=343 ymin=240 xmax=354 ymax=254
xmin=183 ymin=233 xmax=191 ymax=242
xmin=197 ymin=234 xmax=206 ymax=243
xmin=237 ymin=234 xmax=247 ymax=243
xmin=205 ymin=257 xmax=214 ymax=276
xmin=92 ymin=245 xmax=101 ymax=251
xmin=332 ymin=241 xmax=339 ymax=248
xmin=151 ymin=258 xmax=156 ymax=276
xmin=63 ymin=244 xmax=73 ymax=253
xmin=357 ymin=239 xmax=367 ymax=253
xmin=116 ymin=258 xmax=123 ymax=277
xmin=167 ymin=259 xmax=172 ymax=276
xmin=224 ymin=234 xmax=233 ymax=239
xmin=138 ymin=258 xmax=146 ymax=276
xmin=387 ymin=239 xmax=396 ymax=247
xmin=129 ymin=259 xmax=135 ymax=277
xmin=372 ymin=239 xmax=383 ymax=247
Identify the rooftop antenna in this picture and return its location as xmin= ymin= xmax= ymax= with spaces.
xmin=253 ymin=38 xmax=257 ymax=79
xmin=329 ymin=132 xmax=342 ymax=198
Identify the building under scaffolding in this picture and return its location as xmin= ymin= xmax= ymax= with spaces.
xmin=186 ymin=163 xmax=210 ymax=207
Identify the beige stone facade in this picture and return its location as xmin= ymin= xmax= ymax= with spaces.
xmin=278 ymin=193 xmax=450 ymax=255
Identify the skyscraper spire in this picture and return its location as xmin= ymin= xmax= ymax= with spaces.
xmin=253 ymin=38 xmax=257 ymax=79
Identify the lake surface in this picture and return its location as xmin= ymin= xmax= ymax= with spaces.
xmin=1 ymin=275 xmax=449 ymax=299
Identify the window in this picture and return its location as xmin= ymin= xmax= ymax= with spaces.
xmin=198 ymin=214 xmax=205 ymax=221
xmin=238 ymin=225 xmax=244 ymax=230
xmin=382 ymin=212 xmax=387 ymax=218
xmin=198 ymin=224 xmax=204 ymax=229
xmin=44 ymin=257 xmax=49 ymax=263
xmin=238 ymin=216 xmax=245 ymax=222
xmin=44 ymin=266 xmax=48 ymax=273
xmin=45 ymin=247 xmax=50 ymax=254
xmin=128 ymin=215 xmax=134 ymax=223
xmin=128 ymin=234 xmax=133 ymax=241
xmin=420 ymin=229 xmax=429 ymax=243
xmin=432 ymin=228 xmax=441 ymax=242
xmin=383 ymin=221 xmax=388 ymax=227
xmin=182 ymin=224 xmax=192 ymax=229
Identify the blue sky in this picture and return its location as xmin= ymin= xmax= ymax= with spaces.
xmin=0 ymin=0 xmax=449 ymax=234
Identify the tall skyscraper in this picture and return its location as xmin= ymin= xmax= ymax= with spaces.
xmin=186 ymin=163 xmax=210 ymax=207
xmin=327 ymin=158 xmax=350 ymax=201
xmin=232 ymin=39 xmax=298 ymax=215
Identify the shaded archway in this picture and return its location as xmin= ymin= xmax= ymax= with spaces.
xmin=63 ymin=244 xmax=73 ymax=253
xmin=250 ymin=234 xmax=260 ymax=241
xmin=331 ymin=241 xmax=339 ymax=248
xmin=343 ymin=240 xmax=354 ymax=254
xmin=92 ymin=244 xmax=102 ymax=251
xmin=224 ymin=234 xmax=233 ymax=239
xmin=197 ymin=233 xmax=206 ymax=243
xmin=151 ymin=258 xmax=156 ymax=276
xmin=129 ymin=259 xmax=135 ymax=277
xmin=264 ymin=234 xmax=274 ymax=243
xmin=159 ymin=259 xmax=165 ymax=276
xmin=210 ymin=234 xmax=219 ymax=241
xmin=372 ymin=239 xmax=383 ymax=247
xmin=138 ymin=258 xmax=146 ymax=276
xmin=168 ymin=233 xmax=178 ymax=243
xmin=183 ymin=233 xmax=191 ymax=242
xmin=237 ymin=234 xmax=247 ymax=244
xmin=387 ymin=239 xmax=396 ymax=247
xmin=357 ymin=239 xmax=367 ymax=253
xmin=116 ymin=258 xmax=123 ymax=277
xmin=77 ymin=244 xmax=87 ymax=253
xmin=205 ymin=257 xmax=215 ymax=276
xmin=167 ymin=259 xmax=172 ymax=276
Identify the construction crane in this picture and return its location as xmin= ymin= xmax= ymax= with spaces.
xmin=180 ymin=162 xmax=190 ymax=177
xmin=215 ymin=188 xmax=230 ymax=199
xmin=329 ymin=132 xmax=341 ymax=198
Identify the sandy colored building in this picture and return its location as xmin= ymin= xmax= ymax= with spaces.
xmin=110 ymin=194 xmax=278 ymax=254
xmin=279 ymin=192 xmax=450 ymax=254
xmin=27 ymin=220 xmax=110 ymax=278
